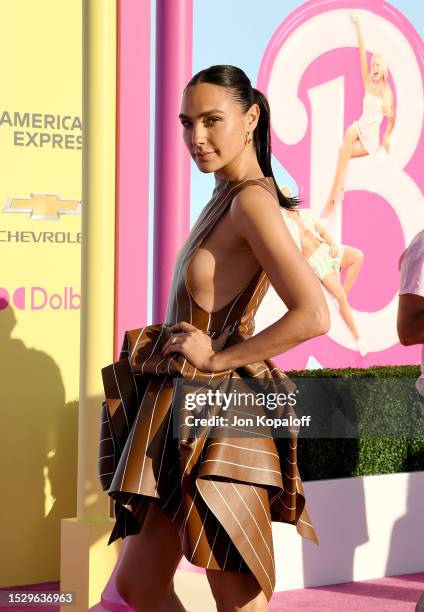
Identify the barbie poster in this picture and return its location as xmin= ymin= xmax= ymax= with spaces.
xmin=191 ymin=0 xmax=423 ymax=370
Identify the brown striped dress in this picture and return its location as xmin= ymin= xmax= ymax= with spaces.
xmin=99 ymin=177 xmax=318 ymax=601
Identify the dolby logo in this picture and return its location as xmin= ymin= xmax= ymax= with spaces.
xmin=0 ymin=286 xmax=80 ymax=311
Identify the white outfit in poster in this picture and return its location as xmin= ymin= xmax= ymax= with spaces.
xmin=353 ymin=93 xmax=384 ymax=155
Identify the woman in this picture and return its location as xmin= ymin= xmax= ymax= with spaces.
xmin=321 ymin=14 xmax=395 ymax=218
xmin=99 ymin=65 xmax=329 ymax=612
xmin=281 ymin=186 xmax=366 ymax=355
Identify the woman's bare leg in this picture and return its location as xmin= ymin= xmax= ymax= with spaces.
xmin=336 ymin=136 xmax=368 ymax=193
xmin=321 ymin=272 xmax=360 ymax=340
xmin=339 ymin=246 xmax=364 ymax=296
xmin=321 ymin=125 xmax=368 ymax=217
xmin=115 ymin=501 xmax=186 ymax=612
xmin=206 ymin=568 xmax=268 ymax=612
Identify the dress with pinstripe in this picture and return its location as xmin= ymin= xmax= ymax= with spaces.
xmin=99 ymin=177 xmax=318 ymax=602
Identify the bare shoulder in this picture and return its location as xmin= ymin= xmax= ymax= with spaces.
xmin=228 ymin=183 xmax=295 ymax=253
xmin=229 ymin=183 xmax=280 ymax=227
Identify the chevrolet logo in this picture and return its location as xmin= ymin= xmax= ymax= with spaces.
xmin=3 ymin=193 xmax=81 ymax=220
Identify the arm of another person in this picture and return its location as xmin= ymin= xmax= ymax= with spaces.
xmin=313 ymin=219 xmax=339 ymax=255
xmin=209 ymin=185 xmax=330 ymax=370
xmin=397 ymin=294 xmax=424 ymax=346
xmin=298 ymin=209 xmax=339 ymax=255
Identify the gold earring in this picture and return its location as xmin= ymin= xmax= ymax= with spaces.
xmin=245 ymin=131 xmax=252 ymax=145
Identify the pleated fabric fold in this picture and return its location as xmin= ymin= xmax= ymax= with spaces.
xmin=99 ymin=324 xmax=318 ymax=601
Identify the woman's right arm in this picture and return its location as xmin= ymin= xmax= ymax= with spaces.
xmin=351 ymin=15 xmax=370 ymax=90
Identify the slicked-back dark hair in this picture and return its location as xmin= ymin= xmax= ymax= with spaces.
xmin=185 ymin=65 xmax=298 ymax=209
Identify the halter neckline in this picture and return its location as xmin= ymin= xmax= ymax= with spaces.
xmin=215 ymin=176 xmax=273 ymax=190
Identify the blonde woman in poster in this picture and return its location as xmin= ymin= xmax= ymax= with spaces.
xmin=281 ymin=186 xmax=367 ymax=355
xmin=321 ymin=14 xmax=395 ymax=218
xmin=100 ymin=65 xmax=330 ymax=611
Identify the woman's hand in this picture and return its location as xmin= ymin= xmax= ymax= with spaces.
xmin=161 ymin=322 xmax=231 ymax=371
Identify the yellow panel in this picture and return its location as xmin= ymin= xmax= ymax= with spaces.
xmin=0 ymin=0 xmax=83 ymax=586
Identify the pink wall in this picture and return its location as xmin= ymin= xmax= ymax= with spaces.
xmin=114 ymin=0 xmax=151 ymax=358
xmin=153 ymin=0 xmax=193 ymax=323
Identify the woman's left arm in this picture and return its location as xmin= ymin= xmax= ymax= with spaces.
xmin=214 ymin=187 xmax=330 ymax=370
xmin=163 ymin=186 xmax=330 ymax=371
xmin=382 ymin=88 xmax=395 ymax=152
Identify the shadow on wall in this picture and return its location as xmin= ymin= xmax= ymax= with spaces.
xmin=385 ymin=468 xmax=424 ymax=577
xmin=292 ymin=376 xmax=369 ymax=586
xmin=301 ymin=472 xmax=368 ymax=587
xmin=297 ymin=376 xmax=368 ymax=586
xmin=0 ymin=299 xmax=78 ymax=586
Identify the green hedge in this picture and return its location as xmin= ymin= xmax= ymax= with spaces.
xmin=286 ymin=365 xmax=424 ymax=481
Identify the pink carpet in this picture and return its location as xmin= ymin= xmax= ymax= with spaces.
xmin=269 ymin=573 xmax=424 ymax=611
xmin=1 ymin=574 xmax=423 ymax=611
